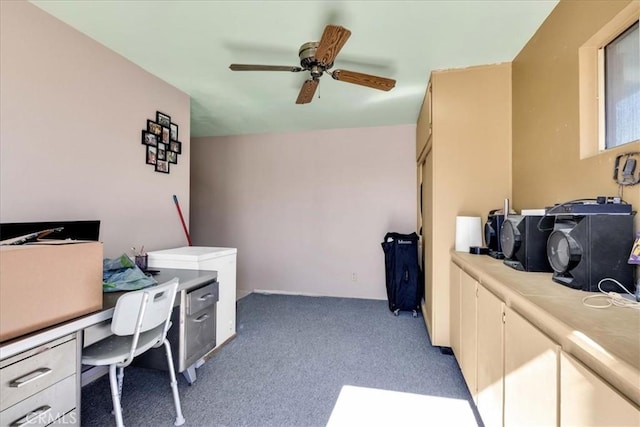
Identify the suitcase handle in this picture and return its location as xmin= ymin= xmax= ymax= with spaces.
xmin=384 ymin=232 xmax=419 ymax=242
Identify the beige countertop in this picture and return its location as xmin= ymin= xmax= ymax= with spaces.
xmin=451 ymin=251 xmax=640 ymax=406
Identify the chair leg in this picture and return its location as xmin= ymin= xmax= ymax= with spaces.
xmin=163 ymin=340 xmax=185 ymax=426
xmin=109 ymin=364 xmax=125 ymax=427
xmin=117 ymin=366 xmax=125 ymax=400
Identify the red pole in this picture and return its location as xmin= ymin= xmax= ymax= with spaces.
xmin=173 ymin=194 xmax=192 ymax=246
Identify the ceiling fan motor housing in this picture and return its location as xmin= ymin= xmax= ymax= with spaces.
xmin=298 ymin=42 xmax=333 ymax=73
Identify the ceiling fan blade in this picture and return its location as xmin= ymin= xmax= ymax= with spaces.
xmin=229 ymin=64 xmax=303 ymax=72
xmin=296 ymin=79 xmax=319 ymax=104
xmin=314 ymin=25 xmax=351 ymax=66
xmin=331 ymin=69 xmax=396 ymax=91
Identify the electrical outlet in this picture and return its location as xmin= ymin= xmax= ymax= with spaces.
xmin=351 ymin=273 xmax=358 ymax=282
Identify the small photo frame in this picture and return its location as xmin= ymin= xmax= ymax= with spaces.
xmin=141 ymin=130 xmax=158 ymax=146
xmin=156 ymin=159 xmax=169 ymax=173
xmin=158 ymin=142 xmax=166 ymax=151
xmin=170 ymin=123 xmax=178 ymax=141
xmin=169 ymin=140 xmax=182 ymax=154
xmin=167 ymin=151 xmax=178 ymax=164
xmin=158 ymin=147 xmax=166 ymax=161
xmin=162 ymin=127 xmax=170 ymax=144
xmin=156 ymin=111 xmax=171 ymax=128
xmin=146 ymin=146 xmax=157 ymax=165
xmin=147 ymin=120 xmax=162 ymax=136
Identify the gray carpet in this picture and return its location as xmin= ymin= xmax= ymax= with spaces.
xmin=81 ymin=293 xmax=482 ymax=426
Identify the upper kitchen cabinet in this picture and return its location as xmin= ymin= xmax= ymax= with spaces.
xmin=417 ymin=63 xmax=512 ymax=347
xmin=416 ymin=80 xmax=432 ymax=162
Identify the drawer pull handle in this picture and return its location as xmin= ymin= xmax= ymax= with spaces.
xmin=197 ymin=293 xmax=214 ymax=301
xmin=9 ymin=368 xmax=52 ymax=388
xmin=194 ymin=314 xmax=210 ymax=323
xmin=10 ymin=405 xmax=52 ymax=426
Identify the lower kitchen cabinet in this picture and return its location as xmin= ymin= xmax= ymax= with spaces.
xmin=449 ymin=262 xmax=461 ymax=359
xmin=560 ymin=352 xmax=640 ymax=426
xmin=477 ymin=284 xmax=504 ymax=427
xmin=504 ymin=306 xmax=559 ymax=427
xmin=460 ymin=270 xmax=478 ymax=402
xmin=451 ymin=256 xmax=639 ymax=427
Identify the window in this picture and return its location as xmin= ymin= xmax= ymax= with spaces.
xmin=579 ymin=2 xmax=640 ymax=158
xmin=603 ymin=21 xmax=639 ymax=149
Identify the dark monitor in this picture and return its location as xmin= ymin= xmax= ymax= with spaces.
xmin=0 ymin=220 xmax=101 ymax=241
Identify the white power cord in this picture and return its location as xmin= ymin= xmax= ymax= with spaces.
xmin=582 ymin=278 xmax=640 ymax=309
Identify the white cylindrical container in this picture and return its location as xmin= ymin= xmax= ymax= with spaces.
xmin=455 ymin=216 xmax=482 ymax=252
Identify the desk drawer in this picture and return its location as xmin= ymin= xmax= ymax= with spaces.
xmin=186 ymin=282 xmax=218 ymax=315
xmin=0 ymin=374 xmax=76 ymax=426
xmin=0 ymin=339 xmax=76 ymax=411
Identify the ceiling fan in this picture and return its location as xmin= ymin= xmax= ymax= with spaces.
xmin=229 ymin=25 xmax=396 ymax=104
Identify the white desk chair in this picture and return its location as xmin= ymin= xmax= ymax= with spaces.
xmin=82 ymin=277 xmax=185 ymax=427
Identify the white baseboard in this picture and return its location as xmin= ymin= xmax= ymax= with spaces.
xmin=251 ymin=289 xmax=386 ymax=300
xmin=253 ymin=289 xmax=326 ymax=298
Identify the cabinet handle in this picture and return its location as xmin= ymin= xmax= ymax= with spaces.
xmin=9 ymin=368 xmax=52 ymax=388
xmin=193 ymin=313 xmax=210 ymax=323
xmin=10 ymin=405 xmax=52 ymax=426
xmin=197 ymin=293 xmax=214 ymax=301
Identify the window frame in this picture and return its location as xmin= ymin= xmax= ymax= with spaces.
xmin=579 ymin=1 xmax=640 ymax=158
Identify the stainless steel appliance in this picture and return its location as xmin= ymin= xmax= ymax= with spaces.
xmin=135 ymin=277 xmax=218 ymax=384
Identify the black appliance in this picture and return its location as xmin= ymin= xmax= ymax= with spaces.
xmin=547 ymin=215 xmax=635 ymax=292
xmin=484 ymin=211 xmax=505 ymax=259
xmin=0 ymin=220 xmax=100 ymax=242
xmin=500 ymin=215 xmax=553 ymax=272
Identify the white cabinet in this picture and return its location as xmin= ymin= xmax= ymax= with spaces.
xmin=148 ymin=246 xmax=237 ymax=350
xmin=504 ymin=306 xmax=559 ymax=427
xmin=560 ymin=352 xmax=640 ymax=426
xmin=417 ymin=63 xmax=512 ymax=347
xmin=449 ymin=262 xmax=461 ymax=359
xmin=460 ymin=270 xmax=478 ymax=402
xmin=451 ymin=256 xmax=638 ymax=427
xmin=476 ymin=285 xmax=504 ymax=427
xmin=0 ymin=335 xmax=78 ymax=426
xmin=416 ymin=80 xmax=432 ymax=162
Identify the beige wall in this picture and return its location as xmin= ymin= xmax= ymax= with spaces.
xmin=512 ymin=0 xmax=639 ymax=227
xmin=0 ymin=2 xmax=191 ymax=257
xmin=191 ymin=125 xmax=416 ymax=299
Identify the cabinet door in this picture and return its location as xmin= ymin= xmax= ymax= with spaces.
xmin=460 ymin=272 xmax=477 ymax=401
xmin=477 ymin=285 xmax=504 ymax=427
xmin=421 ymin=153 xmax=435 ymax=338
xmin=504 ymin=307 xmax=559 ymax=427
xmin=561 ymin=352 xmax=640 ymax=426
xmin=450 ymin=262 xmax=461 ymax=358
xmin=416 ymin=80 xmax=432 ymax=162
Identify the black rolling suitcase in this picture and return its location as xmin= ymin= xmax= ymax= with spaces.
xmin=381 ymin=232 xmax=423 ymax=317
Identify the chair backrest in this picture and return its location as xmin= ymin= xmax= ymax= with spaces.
xmin=111 ymin=277 xmax=179 ymax=336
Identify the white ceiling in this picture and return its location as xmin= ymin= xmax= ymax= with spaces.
xmin=31 ymin=0 xmax=558 ymax=138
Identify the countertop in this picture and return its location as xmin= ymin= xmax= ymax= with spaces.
xmin=0 ymin=268 xmax=217 ymax=360
xmin=451 ymin=251 xmax=640 ymax=406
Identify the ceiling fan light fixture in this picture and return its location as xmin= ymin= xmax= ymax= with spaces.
xmin=310 ymin=65 xmax=323 ymax=78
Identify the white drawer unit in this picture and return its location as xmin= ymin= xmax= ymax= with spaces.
xmin=0 ymin=375 xmax=76 ymax=426
xmin=0 ymin=335 xmax=78 ymax=426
